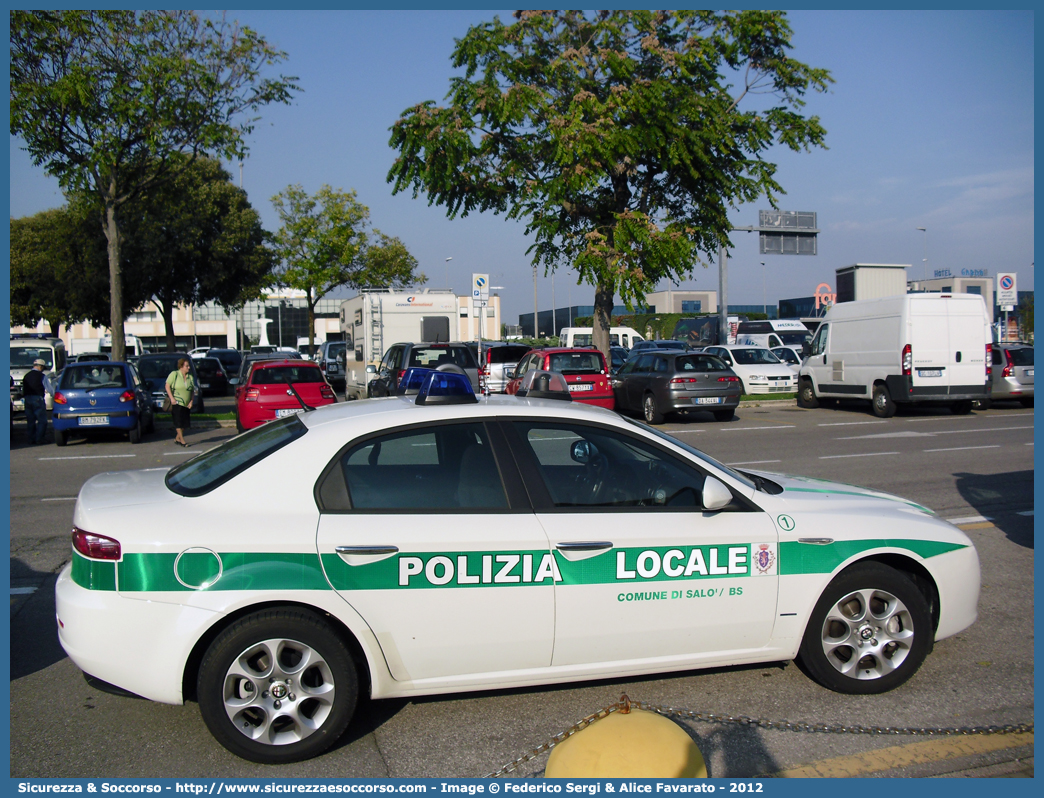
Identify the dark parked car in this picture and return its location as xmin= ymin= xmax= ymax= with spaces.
xmin=135 ymin=353 xmax=205 ymax=414
xmin=626 ymin=340 xmax=691 ymax=360
xmin=612 ymin=351 xmax=741 ymax=424
xmin=206 ymin=348 xmax=243 ymax=381
xmin=51 ymin=361 xmax=155 ymax=446
xmin=369 ymin=343 xmax=478 ymax=397
xmin=73 ymin=353 xmax=111 ymax=363
xmin=608 ymin=346 xmax=628 ymax=375
xmin=194 ymin=357 xmax=231 ymax=397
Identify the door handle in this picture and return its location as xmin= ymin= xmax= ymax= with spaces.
xmin=555 ymin=541 xmax=613 ymax=552
xmin=335 ymin=546 xmax=399 ymax=555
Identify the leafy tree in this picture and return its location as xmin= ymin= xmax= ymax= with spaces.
xmin=119 ymin=156 xmax=277 ymax=351
xmin=270 ymin=184 xmax=424 ymax=352
xmin=10 ymin=10 xmax=298 ymax=360
xmin=388 ymin=10 xmax=831 ymax=353
xmin=10 ymin=205 xmax=111 ymax=337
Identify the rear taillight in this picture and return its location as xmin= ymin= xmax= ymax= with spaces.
xmin=53 ymin=392 xmax=67 ymax=405
xmin=319 ymin=361 xmax=326 ymax=371
xmin=396 ymin=369 xmax=406 ymax=387
xmin=902 ymin=344 xmax=912 ymax=377
xmin=670 ymin=377 xmax=698 ymax=386
xmin=986 ymin=344 xmax=993 ymax=377
xmin=717 ymin=376 xmax=740 ymax=383
xmin=320 ymin=385 xmax=335 ymax=400
xmin=72 ymin=527 xmax=121 ymax=560
xmin=119 ymin=390 xmax=135 ymax=403
xmin=245 ymin=388 xmax=259 ymax=402
xmin=216 ymin=368 xmax=225 ymax=377
xmin=1002 ymin=347 xmax=1012 ymax=378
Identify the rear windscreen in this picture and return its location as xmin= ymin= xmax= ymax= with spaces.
xmin=548 ymin=352 xmax=604 ymax=373
xmin=194 ymin=360 xmax=224 ymax=377
xmin=675 ymin=355 xmax=728 ymax=372
xmin=408 ymin=347 xmax=477 ymax=369
xmin=59 ymin=364 xmax=128 ymax=389
xmin=1007 ymin=348 xmax=1034 ymax=366
xmin=251 ymin=365 xmax=324 ymax=385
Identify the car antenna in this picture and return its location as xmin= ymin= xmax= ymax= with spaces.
xmin=281 ymin=369 xmax=315 ymax=412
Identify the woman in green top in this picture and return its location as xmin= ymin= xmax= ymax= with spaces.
xmin=165 ymin=358 xmax=197 ymax=447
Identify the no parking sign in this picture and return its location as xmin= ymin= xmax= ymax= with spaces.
xmin=997 ymin=272 xmax=1017 ymax=305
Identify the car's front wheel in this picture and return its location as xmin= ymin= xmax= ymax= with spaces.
xmin=797 ymin=378 xmax=819 ymax=409
xmin=798 ymin=563 xmax=932 ymax=695
xmin=197 ymin=608 xmax=358 ymax=764
xmin=643 ymin=393 xmax=664 ymax=425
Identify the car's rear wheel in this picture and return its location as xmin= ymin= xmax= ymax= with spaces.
xmin=712 ymin=408 xmax=735 ymax=422
xmin=54 ymin=429 xmax=67 ymax=447
xmin=197 ymin=609 xmax=358 ymax=764
xmin=972 ymin=398 xmax=991 ymax=411
xmin=798 ymin=562 xmax=932 ymax=695
xmin=797 ymin=378 xmax=819 ymax=409
xmin=129 ymin=419 xmax=142 ymax=444
xmin=950 ymin=400 xmax=973 ymax=415
xmin=871 ymin=384 xmax=896 ymax=418
xmin=643 ymin=393 xmax=664 ymax=425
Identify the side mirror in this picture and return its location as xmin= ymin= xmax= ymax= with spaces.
xmin=570 ymin=440 xmax=599 ymax=464
xmin=505 ymin=368 xmax=515 ymax=380
xmin=702 ymin=476 xmax=733 ymax=512
xmin=365 ymin=364 xmax=377 ymax=374
xmin=801 ymin=342 xmax=811 ymax=358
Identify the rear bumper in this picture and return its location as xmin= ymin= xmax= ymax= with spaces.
xmin=666 ymin=392 xmax=741 ymax=412
xmin=992 ymin=376 xmax=1033 ymax=400
xmin=53 ymin=411 xmax=138 ymax=431
xmin=885 ymin=375 xmax=990 ymax=403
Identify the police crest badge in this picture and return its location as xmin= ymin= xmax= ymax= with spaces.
xmin=751 ymin=542 xmax=777 ymax=575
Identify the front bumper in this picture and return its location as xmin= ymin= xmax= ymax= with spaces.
xmin=55 ymin=563 xmax=218 ymax=705
xmin=746 ymin=380 xmax=796 ymax=394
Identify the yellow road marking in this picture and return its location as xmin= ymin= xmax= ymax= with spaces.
xmin=958 ymin=522 xmax=996 ymax=530
xmin=771 ymin=732 xmax=1034 ymax=778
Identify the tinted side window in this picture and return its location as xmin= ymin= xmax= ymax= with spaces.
xmin=325 ymin=422 xmax=508 ymax=511
xmin=811 ymin=325 xmax=829 ymax=356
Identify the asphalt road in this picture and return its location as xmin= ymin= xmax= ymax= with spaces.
xmin=8 ymin=396 xmax=1034 ymax=779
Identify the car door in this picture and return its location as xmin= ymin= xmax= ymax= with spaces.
xmin=626 ymin=354 xmax=656 ymax=407
xmin=503 ymin=418 xmax=778 ymax=668
xmin=803 ymin=324 xmax=832 ymax=393
xmin=315 ymin=420 xmax=554 ymax=681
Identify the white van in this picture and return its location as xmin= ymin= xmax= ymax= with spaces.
xmin=559 ymin=326 xmax=645 ymax=349
xmin=797 ymin=294 xmax=992 ymax=417
xmin=10 ymin=334 xmax=67 ymax=412
xmin=100 ymin=334 xmax=147 ymax=358
xmin=736 ymin=319 xmax=812 ymax=350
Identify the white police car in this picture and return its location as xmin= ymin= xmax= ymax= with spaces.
xmin=56 ymin=369 xmax=980 ymax=763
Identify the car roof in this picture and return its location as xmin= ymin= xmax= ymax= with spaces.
xmin=253 ymin=358 xmax=318 ymax=368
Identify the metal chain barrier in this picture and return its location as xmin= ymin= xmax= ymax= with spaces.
xmin=484 ymin=694 xmax=1034 ymax=778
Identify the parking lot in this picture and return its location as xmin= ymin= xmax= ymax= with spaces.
xmin=9 ymin=397 xmax=1034 ymax=778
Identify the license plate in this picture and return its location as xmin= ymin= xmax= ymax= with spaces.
xmin=1026 ymin=369 xmax=1034 ymax=377
xmin=276 ymin=408 xmax=304 ymax=418
xmin=200 ymin=383 xmax=210 ymax=389
xmin=568 ymin=383 xmax=594 ymax=392
xmin=695 ymin=397 xmax=721 ymax=405
xmin=918 ymin=369 xmax=943 ymax=377
xmin=79 ymin=416 xmax=109 ymax=426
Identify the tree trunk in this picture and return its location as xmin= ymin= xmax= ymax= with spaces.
xmin=307 ymin=290 xmax=316 ymax=357
xmin=593 ymin=282 xmax=614 ymax=358
xmin=48 ymin=320 xmax=61 ymax=339
xmin=160 ymin=298 xmax=177 ymax=351
xmin=105 ymin=192 xmax=125 ymax=362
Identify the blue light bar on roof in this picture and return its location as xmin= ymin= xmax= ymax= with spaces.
xmin=415 ymin=370 xmax=478 ymax=405
xmin=398 ymin=367 xmax=434 ymax=395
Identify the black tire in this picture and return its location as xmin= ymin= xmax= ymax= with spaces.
xmin=797 ymin=379 xmax=819 ymax=409
xmin=972 ymin=398 xmax=991 ymax=411
xmin=54 ymin=429 xmax=67 ymax=447
xmin=197 ymin=608 xmax=358 ymax=764
xmin=950 ymin=400 xmax=973 ymax=415
xmin=712 ymin=408 xmax=735 ymax=422
xmin=1019 ymin=397 xmax=1033 ymax=408
xmin=871 ymin=384 xmax=896 ymax=418
xmin=236 ymin=416 xmax=245 ymax=435
xmin=146 ymin=411 xmax=156 ymax=434
xmin=643 ymin=393 xmax=664 ymax=425
xmin=798 ymin=563 xmax=932 ymax=695
xmin=129 ymin=419 xmax=142 ymax=444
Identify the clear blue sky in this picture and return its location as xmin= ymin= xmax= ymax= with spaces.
xmin=8 ymin=9 xmax=1035 ymax=324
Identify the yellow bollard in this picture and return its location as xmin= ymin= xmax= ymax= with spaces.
xmin=545 ymin=699 xmax=707 ymax=778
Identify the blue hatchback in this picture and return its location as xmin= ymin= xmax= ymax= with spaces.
xmin=51 ymin=362 xmax=155 ymax=446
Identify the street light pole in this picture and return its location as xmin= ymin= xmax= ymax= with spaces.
xmin=444 ymin=257 xmax=453 ymax=291
xmin=917 ymin=227 xmax=927 ymax=281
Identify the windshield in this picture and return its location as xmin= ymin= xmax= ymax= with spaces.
xmin=732 ymin=348 xmax=781 ymax=365
xmin=773 ymin=348 xmax=800 ymax=365
xmin=622 ymin=416 xmax=755 ymax=490
xmin=59 ymin=364 xmax=128 ymax=390
xmin=166 ymin=415 xmax=307 ymax=496
xmin=778 ymin=331 xmax=812 ymax=346
xmin=11 ymin=346 xmax=54 ymax=369
xmin=548 ymin=351 xmax=604 ymax=373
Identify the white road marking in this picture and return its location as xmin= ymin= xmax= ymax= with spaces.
xmin=818 ymin=420 xmax=887 ymax=427
xmin=670 ymin=429 xmax=706 ymax=433
xmin=727 ymin=460 xmax=781 ymax=466
xmin=41 ymin=497 xmax=76 ymax=502
xmin=932 ymin=425 xmax=1033 ymax=435
xmin=37 ymin=454 xmax=137 ymax=461
xmin=839 ymin=431 xmax=933 ymax=440
xmin=1025 ymin=442 xmax=1034 ymax=446
xmin=10 ymin=587 xmax=37 ymax=595
xmin=719 ymin=425 xmax=796 ymax=432
xmin=946 ymin=515 xmax=994 ymax=524
xmin=163 ymin=451 xmax=194 ymax=456
xmin=923 ymin=445 xmax=1001 ymax=453
xmin=1017 ymin=510 xmax=1034 ymax=517
xmin=819 ymin=451 xmax=899 ymax=459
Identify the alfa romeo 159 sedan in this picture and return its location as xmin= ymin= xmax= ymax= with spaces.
xmin=56 ymin=371 xmax=980 ymax=763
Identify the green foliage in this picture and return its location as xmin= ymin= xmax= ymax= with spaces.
xmin=10 ymin=10 xmax=298 ymax=359
xmin=1018 ymin=294 xmax=1033 ymax=337
xmin=270 ymin=185 xmax=424 ymax=346
xmin=388 ymin=10 xmax=831 ymax=349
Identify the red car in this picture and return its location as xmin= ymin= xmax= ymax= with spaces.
xmin=235 ymin=359 xmax=336 ymax=433
xmin=506 ymin=347 xmax=615 ymax=410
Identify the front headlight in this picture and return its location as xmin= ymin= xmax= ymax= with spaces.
xmin=748 ymin=374 xmax=763 ymax=381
